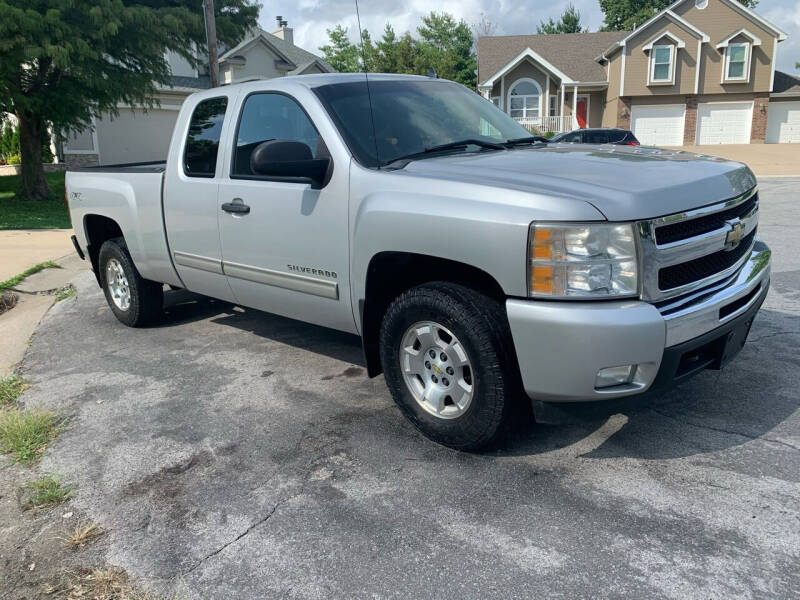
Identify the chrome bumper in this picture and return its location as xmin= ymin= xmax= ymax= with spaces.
xmin=506 ymin=239 xmax=770 ymax=402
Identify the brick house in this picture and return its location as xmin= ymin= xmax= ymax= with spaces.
xmin=477 ymin=0 xmax=799 ymax=145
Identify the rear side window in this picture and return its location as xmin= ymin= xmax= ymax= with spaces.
xmin=184 ymin=97 xmax=228 ymax=178
xmin=232 ymin=93 xmax=322 ymax=177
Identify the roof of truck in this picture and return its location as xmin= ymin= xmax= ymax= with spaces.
xmin=223 ymin=72 xmax=440 ymax=91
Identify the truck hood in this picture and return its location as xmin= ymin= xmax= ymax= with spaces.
xmin=402 ymin=145 xmax=756 ymax=221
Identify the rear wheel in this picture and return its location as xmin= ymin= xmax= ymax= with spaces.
xmin=98 ymin=238 xmax=163 ymax=327
xmin=379 ymin=282 xmax=521 ymax=451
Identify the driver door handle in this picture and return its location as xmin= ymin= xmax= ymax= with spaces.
xmin=221 ymin=198 xmax=250 ymax=215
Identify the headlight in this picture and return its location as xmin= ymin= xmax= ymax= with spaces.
xmin=528 ymin=222 xmax=638 ymax=298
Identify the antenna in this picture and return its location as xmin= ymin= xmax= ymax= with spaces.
xmin=353 ymin=0 xmax=381 ymax=167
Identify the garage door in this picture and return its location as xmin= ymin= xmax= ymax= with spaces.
xmin=766 ymin=101 xmax=800 ymax=143
xmin=630 ymin=104 xmax=686 ymax=146
xmin=94 ymin=107 xmax=181 ymax=165
xmin=696 ymin=102 xmax=752 ymax=145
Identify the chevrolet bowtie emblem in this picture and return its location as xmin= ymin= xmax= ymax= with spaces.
xmin=432 ymin=364 xmax=443 ymax=375
xmin=724 ymin=218 xmax=746 ymax=248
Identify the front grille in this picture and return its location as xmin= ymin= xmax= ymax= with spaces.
xmin=658 ymin=229 xmax=756 ymax=290
xmin=655 ymin=192 xmax=758 ymax=245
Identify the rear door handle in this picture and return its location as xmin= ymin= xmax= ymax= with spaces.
xmin=221 ymin=199 xmax=250 ymax=215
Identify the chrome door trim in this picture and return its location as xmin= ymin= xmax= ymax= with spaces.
xmin=222 ymin=261 xmax=339 ymax=300
xmin=173 ymin=251 xmax=224 ymax=275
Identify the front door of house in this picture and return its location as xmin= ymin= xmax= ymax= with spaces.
xmin=576 ymin=98 xmax=588 ymax=128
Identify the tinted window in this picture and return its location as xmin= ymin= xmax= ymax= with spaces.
xmin=559 ymin=132 xmax=583 ymax=143
xmin=314 ymin=79 xmax=531 ymax=167
xmin=584 ymin=131 xmax=610 ymax=144
xmin=233 ymin=93 xmax=322 ymax=177
xmin=184 ymin=97 xmax=227 ymax=177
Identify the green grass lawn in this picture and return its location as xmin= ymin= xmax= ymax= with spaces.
xmin=0 ymin=171 xmax=70 ymax=229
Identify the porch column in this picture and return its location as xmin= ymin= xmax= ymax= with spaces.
xmin=545 ymin=75 xmax=550 ymax=124
xmin=560 ymin=84 xmax=565 ymax=128
xmin=500 ymin=75 xmax=505 ymax=112
xmin=572 ymin=85 xmax=578 ymax=128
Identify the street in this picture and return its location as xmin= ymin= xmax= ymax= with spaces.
xmin=14 ymin=178 xmax=800 ymax=599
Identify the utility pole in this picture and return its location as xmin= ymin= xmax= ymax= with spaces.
xmin=203 ymin=0 xmax=219 ymax=87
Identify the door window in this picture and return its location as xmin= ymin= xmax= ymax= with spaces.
xmin=184 ymin=97 xmax=228 ymax=178
xmin=232 ymin=93 xmax=322 ymax=177
xmin=584 ymin=130 xmax=610 ymax=144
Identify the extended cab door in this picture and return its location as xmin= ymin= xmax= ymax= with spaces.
xmin=217 ymin=91 xmax=354 ymax=333
xmin=163 ymin=93 xmax=237 ymax=302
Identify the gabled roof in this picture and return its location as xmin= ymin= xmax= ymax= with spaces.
xmin=219 ymin=29 xmax=335 ymax=74
xmin=599 ymin=0 xmax=786 ymax=60
xmin=772 ymin=71 xmax=800 ymax=97
xmin=716 ymin=28 xmax=762 ymax=48
xmin=477 ymin=31 xmax=628 ymax=86
xmin=599 ymin=9 xmax=709 ymax=59
xmin=642 ymin=30 xmax=687 ymax=51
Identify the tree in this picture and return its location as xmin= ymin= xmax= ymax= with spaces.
xmin=600 ymin=0 xmax=759 ymax=31
xmin=473 ymin=13 xmax=498 ymax=37
xmin=320 ymin=25 xmax=363 ymax=73
xmin=0 ymin=0 xmax=258 ymax=200
xmin=416 ymin=12 xmax=477 ymax=87
xmin=319 ymin=13 xmax=478 ymax=88
xmin=537 ymin=4 xmax=585 ymax=34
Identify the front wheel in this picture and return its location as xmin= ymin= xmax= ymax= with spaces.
xmin=98 ymin=238 xmax=163 ymax=327
xmin=379 ymin=283 xmax=522 ymax=451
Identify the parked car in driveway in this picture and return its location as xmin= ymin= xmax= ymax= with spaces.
xmin=550 ymin=128 xmax=640 ymax=145
xmin=65 ymin=73 xmax=770 ymax=451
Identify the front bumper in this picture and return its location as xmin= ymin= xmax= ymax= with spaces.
xmin=507 ymin=239 xmax=771 ymax=402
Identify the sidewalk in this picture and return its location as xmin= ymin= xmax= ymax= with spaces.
xmin=665 ymin=144 xmax=800 ymax=177
xmin=0 ymin=229 xmax=87 ymax=377
xmin=0 ymin=229 xmax=74 ymax=281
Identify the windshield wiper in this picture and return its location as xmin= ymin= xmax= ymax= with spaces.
xmin=504 ymin=136 xmax=549 ymax=147
xmin=382 ymin=138 xmax=505 ymax=168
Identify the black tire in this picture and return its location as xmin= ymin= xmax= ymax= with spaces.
xmin=379 ymin=282 xmax=522 ymax=451
xmin=98 ymin=237 xmax=163 ymax=327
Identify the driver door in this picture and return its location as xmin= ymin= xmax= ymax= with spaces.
xmin=217 ymin=92 xmax=354 ymax=333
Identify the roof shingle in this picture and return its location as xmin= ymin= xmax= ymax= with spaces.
xmin=772 ymin=70 xmax=800 ymax=97
xmin=477 ymin=31 xmax=628 ymax=85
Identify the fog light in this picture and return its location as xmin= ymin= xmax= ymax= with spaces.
xmin=595 ymin=365 xmax=637 ymax=389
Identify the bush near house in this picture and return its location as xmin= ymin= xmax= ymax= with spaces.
xmin=0 ymin=121 xmax=52 ymax=165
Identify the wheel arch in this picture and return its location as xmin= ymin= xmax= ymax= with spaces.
xmin=360 ymin=251 xmax=508 ymax=377
xmin=83 ymin=214 xmax=124 ymax=286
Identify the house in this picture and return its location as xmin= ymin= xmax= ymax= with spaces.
xmin=62 ymin=18 xmax=335 ymax=167
xmin=477 ymin=0 xmax=799 ymax=145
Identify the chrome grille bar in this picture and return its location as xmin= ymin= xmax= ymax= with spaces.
xmin=638 ymin=187 xmax=759 ymax=302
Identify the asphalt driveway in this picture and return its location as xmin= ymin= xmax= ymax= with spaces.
xmin=16 ymin=179 xmax=800 ymax=599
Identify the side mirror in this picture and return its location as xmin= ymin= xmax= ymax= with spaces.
xmin=250 ymin=139 xmax=330 ymax=189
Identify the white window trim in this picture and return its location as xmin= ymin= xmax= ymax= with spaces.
xmin=648 ymin=44 xmax=676 ymax=86
xmin=549 ymin=95 xmax=558 ymax=117
xmin=722 ymin=42 xmax=750 ymax=84
xmin=506 ymin=77 xmax=542 ymax=120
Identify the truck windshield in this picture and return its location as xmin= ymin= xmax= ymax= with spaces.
xmin=313 ymin=79 xmax=532 ymax=168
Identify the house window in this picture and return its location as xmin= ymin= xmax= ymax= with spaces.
xmin=549 ymin=95 xmax=558 ymax=117
xmin=508 ymin=79 xmax=541 ymax=120
xmin=725 ymin=43 xmax=748 ymax=81
xmin=650 ymin=45 xmax=674 ymax=83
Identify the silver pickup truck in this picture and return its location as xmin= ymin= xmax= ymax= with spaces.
xmin=66 ymin=73 xmax=770 ymax=450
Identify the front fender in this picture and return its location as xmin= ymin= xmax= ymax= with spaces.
xmin=350 ymin=190 xmax=599 ymax=308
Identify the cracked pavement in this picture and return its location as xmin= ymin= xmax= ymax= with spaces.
xmin=13 ymin=178 xmax=800 ymax=599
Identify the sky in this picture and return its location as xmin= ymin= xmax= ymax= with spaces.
xmin=259 ymin=0 xmax=800 ymax=75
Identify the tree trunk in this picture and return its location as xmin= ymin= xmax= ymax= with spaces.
xmin=17 ymin=113 xmax=51 ymax=201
